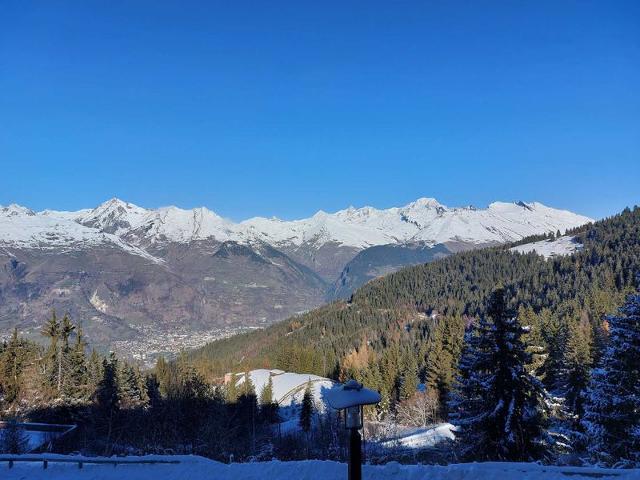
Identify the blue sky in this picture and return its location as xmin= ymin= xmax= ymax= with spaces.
xmin=1 ymin=1 xmax=638 ymax=220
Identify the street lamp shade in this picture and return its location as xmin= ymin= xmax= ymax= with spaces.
xmin=326 ymin=379 xmax=381 ymax=410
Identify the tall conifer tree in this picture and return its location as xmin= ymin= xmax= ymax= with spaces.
xmin=450 ymin=288 xmax=551 ymax=461
xmin=582 ymin=285 xmax=640 ymax=463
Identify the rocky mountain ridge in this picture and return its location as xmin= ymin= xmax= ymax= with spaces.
xmin=0 ymin=198 xmax=592 ymax=363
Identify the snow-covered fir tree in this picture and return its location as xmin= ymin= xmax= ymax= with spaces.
xmin=582 ymin=283 xmax=640 ymax=464
xmin=450 ymin=288 xmax=552 ymax=461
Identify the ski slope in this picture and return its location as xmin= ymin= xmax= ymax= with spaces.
xmin=511 ymin=235 xmax=584 ymax=259
xmin=234 ymin=369 xmax=337 ymax=409
xmin=2 ymin=454 xmax=637 ymax=480
xmin=382 ymin=423 xmax=457 ymax=449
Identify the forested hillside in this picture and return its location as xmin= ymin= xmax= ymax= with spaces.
xmin=190 ymin=206 xmax=640 ymax=416
xmin=2 ymin=206 xmax=639 ymax=464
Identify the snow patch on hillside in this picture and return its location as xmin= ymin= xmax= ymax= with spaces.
xmin=234 ymin=369 xmax=337 ymax=409
xmin=511 ymin=236 xmax=583 ymax=259
xmin=383 ymin=423 xmax=457 ymax=449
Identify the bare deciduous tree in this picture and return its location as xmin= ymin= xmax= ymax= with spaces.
xmin=396 ymin=390 xmax=439 ymax=427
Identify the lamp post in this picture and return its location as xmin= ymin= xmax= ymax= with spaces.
xmin=326 ymin=380 xmax=381 ymax=480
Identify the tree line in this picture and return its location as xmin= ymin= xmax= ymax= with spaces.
xmin=1 ymin=205 xmax=639 ymax=465
xmin=451 ymin=282 xmax=640 ymax=465
xmin=0 ymin=315 xmax=346 ymax=461
xmin=189 ymin=207 xmax=639 ymax=416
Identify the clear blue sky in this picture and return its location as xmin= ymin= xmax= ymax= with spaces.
xmin=1 ymin=1 xmax=638 ymax=220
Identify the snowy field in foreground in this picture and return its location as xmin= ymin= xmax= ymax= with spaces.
xmin=2 ymin=455 xmax=639 ymax=480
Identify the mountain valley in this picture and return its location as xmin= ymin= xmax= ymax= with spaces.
xmin=0 ymin=198 xmax=591 ymax=363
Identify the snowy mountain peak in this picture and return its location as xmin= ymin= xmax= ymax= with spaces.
xmin=405 ymin=197 xmax=444 ymax=209
xmin=100 ymin=197 xmax=146 ymax=211
xmin=1 ymin=204 xmax=36 ymax=217
xmin=0 ymin=197 xmax=593 ymax=251
xmin=312 ymin=210 xmax=330 ymax=219
xmin=77 ymin=198 xmax=148 ymax=235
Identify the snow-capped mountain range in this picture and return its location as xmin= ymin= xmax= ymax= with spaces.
xmin=0 ymin=197 xmax=592 ymax=363
xmin=2 ymin=197 xmax=592 ymax=254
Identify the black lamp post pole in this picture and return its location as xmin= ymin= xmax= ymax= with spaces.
xmin=348 ymin=427 xmax=362 ymax=480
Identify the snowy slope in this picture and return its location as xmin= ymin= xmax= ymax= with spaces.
xmin=75 ymin=198 xmax=149 ymax=235
xmin=0 ymin=204 xmax=161 ymax=262
xmin=76 ymin=199 xmax=239 ymax=243
xmin=244 ymin=199 xmax=592 ymax=248
xmin=1 ymin=197 xmax=592 ymax=251
xmin=2 ymin=454 xmax=637 ymax=480
xmin=234 ymin=369 xmax=337 ymax=409
xmin=382 ymin=423 xmax=457 ymax=449
xmin=511 ymin=235 xmax=584 ymax=259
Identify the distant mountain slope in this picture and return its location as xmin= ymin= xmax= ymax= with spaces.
xmin=330 ymin=242 xmax=453 ymax=299
xmin=31 ymin=197 xmax=591 ymax=281
xmin=0 ymin=197 xmax=592 ymax=362
xmin=188 ymin=206 xmax=638 ymax=379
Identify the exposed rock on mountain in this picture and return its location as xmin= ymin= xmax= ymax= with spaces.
xmin=0 ymin=197 xmax=592 ymax=362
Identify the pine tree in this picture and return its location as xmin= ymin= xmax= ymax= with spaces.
xmin=259 ymin=375 xmax=274 ymax=404
xmin=399 ymin=355 xmax=418 ymax=401
xmin=93 ymin=352 xmax=120 ymax=453
xmin=57 ymin=313 xmax=75 ymax=393
xmin=560 ymin=318 xmax=592 ymax=420
xmin=226 ymin=373 xmax=239 ymax=403
xmin=176 ymin=355 xmax=208 ymax=400
xmin=259 ymin=376 xmax=279 ymax=423
xmin=424 ymin=317 xmax=464 ymax=417
xmin=119 ymin=364 xmax=147 ymax=409
xmin=582 ymin=285 xmax=640 ymax=463
xmin=65 ymin=326 xmax=89 ymax=401
xmin=0 ymin=329 xmax=28 ymax=406
xmin=518 ymin=306 xmax=547 ymax=376
xmin=41 ymin=310 xmax=60 ymax=393
xmin=87 ymin=349 xmax=104 ymax=395
xmin=145 ymin=373 xmax=162 ymax=408
xmin=240 ymin=371 xmax=255 ymax=397
xmin=449 ymin=317 xmax=494 ymax=456
xmin=60 ymin=314 xmax=75 ymax=351
xmin=95 ymin=353 xmax=120 ymax=418
xmin=541 ymin=311 xmax=568 ymax=391
xmin=450 ymin=288 xmax=551 ymax=461
xmin=299 ymin=380 xmax=314 ymax=433
xmin=232 ymin=371 xmax=259 ymax=456
xmin=154 ymin=355 xmax=172 ymax=397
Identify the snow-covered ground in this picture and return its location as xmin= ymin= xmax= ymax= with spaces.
xmin=382 ymin=423 xmax=457 ymax=449
xmin=0 ymin=423 xmax=75 ymax=453
xmin=511 ymin=235 xmax=584 ymax=259
xmin=1 ymin=454 xmax=638 ymax=480
xmin=235 ymin=371 xmax=454 ymax=448
xmin=234 ymin=369 xmax=337 ymax=409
